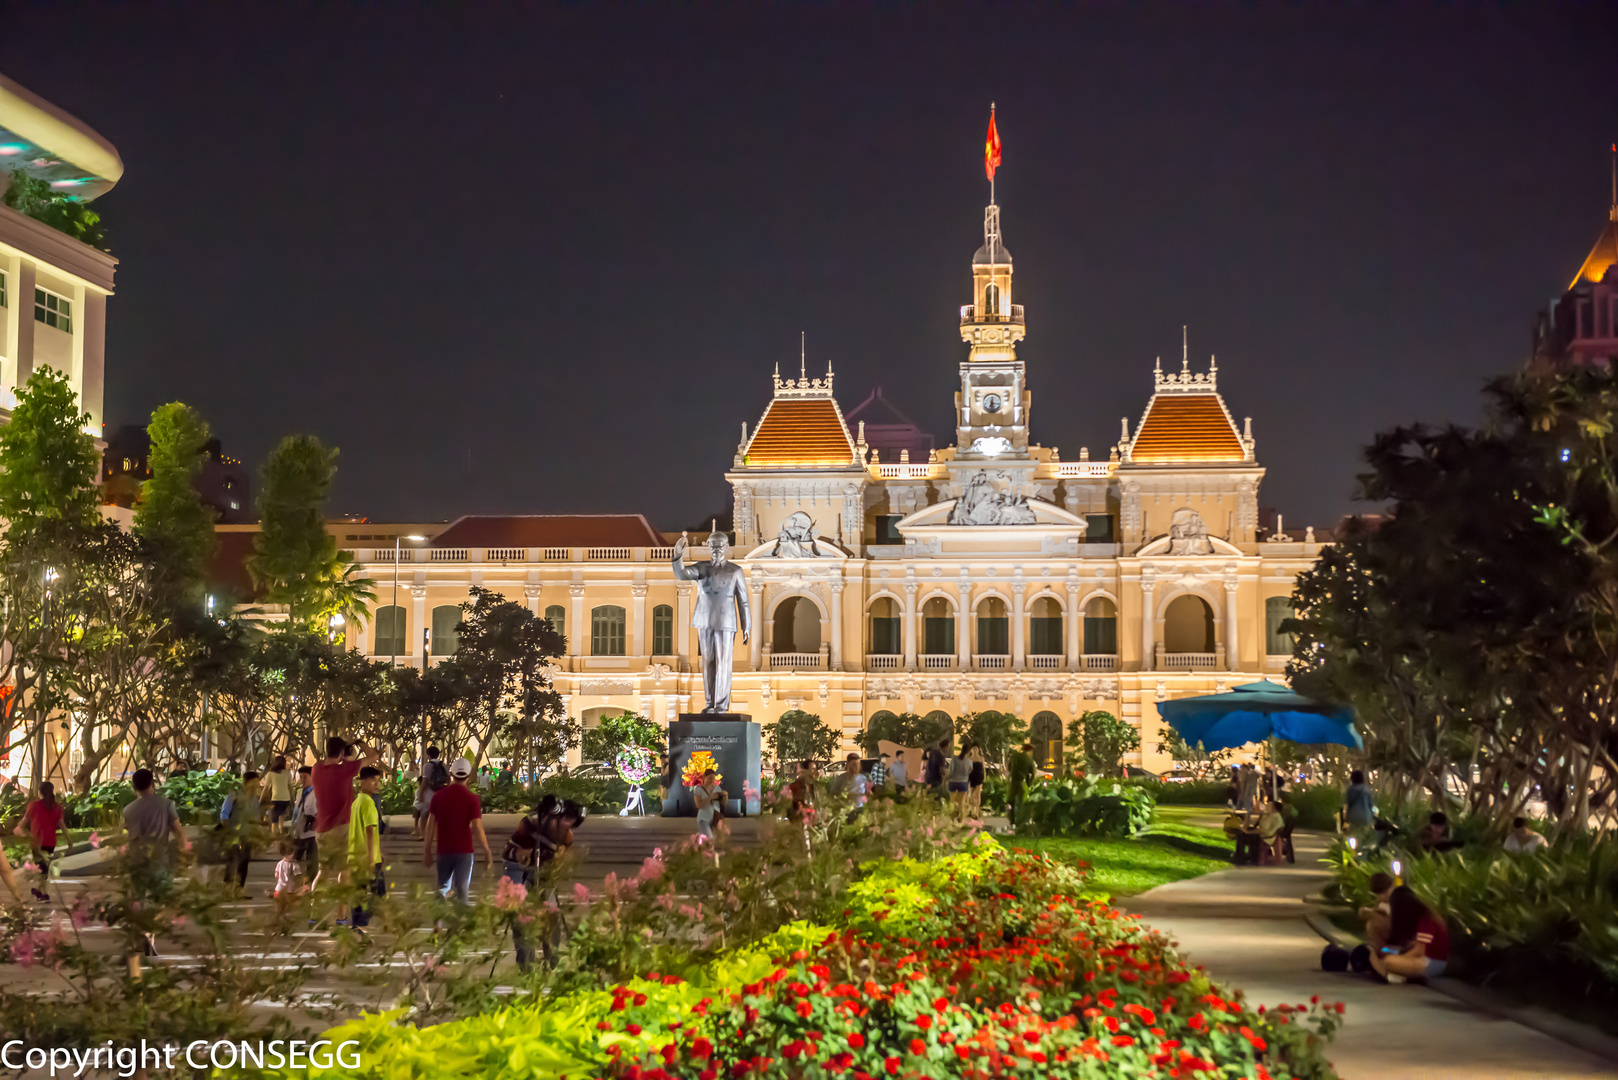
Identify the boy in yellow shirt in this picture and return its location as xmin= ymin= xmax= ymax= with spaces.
xmin=347 ymin=766 xmax=385 ymax=935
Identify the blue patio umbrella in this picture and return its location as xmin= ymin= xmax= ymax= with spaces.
xmin=1159 ymin=680 xmax=1363 ymax=752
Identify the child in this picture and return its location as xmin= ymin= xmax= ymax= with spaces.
xmin=273 ymin=839 xmax=304 ymax=916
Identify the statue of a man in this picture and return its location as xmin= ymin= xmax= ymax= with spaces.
xmin=672 ymin=529 xmax=751 ymax=713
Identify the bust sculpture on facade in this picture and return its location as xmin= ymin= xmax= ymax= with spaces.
xmin=1167 ymin=507 xmax=1214 ymax=555
xmin=772 ymin=511 xmax=822 ymax=557
xmin=671 ymin=529 xmax=752 ymax=712
xmin=949 ymin=470 xmax=1037 ymax=526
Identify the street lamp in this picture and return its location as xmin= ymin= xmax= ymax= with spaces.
xmin=329 ymin=612 xmax=346 ymax=643
xmin=391 ymin=534 xmax=427 ymax=666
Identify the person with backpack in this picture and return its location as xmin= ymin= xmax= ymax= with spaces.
xmin=221 ymin=771 xmax=263 ymax=890
xmin=417 ymin=746 xmax=450 ymax=841
xmin=289 ymin=766 xmax=318 ymax=878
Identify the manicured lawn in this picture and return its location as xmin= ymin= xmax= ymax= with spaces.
xmin=1013 ymin=833 xmax=1227 ymax=898
xmin=1143 ymin=805 xmax=1235 ymax=850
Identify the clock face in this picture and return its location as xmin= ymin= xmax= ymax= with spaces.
xmin=982 ymin=393 xmax=1004 ymax=414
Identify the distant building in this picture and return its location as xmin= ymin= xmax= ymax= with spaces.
xmin=101 ymin=426 xmax=253 ymax=523
xmin=845 ymin=386 xmax=935 ymax=468
xmin=0 ymin=72 xmax=120 ymax=436
xmin=1533 ymin=149 xmax=1618 ymax=369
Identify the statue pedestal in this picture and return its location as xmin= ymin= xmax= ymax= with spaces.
xmin=664 ymin=714 xmax=762 ymax=818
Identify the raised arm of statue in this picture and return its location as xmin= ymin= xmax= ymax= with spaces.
xmin=671 ymin=534 xmax=699 ymax=581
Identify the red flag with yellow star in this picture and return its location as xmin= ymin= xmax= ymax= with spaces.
xmin=985 ymin=107 xmax=1001 ymax=181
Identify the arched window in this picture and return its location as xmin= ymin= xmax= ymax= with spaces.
xmin=1164 ymin=594 xmax=1216 ymax=653
xmin=1028 ymin=595 xmax=1062 ymax=655
xmin=1084 ymin=597 xmax=1117 ymax=655
xmin=431 ymin=604 xmax=462 ymax=656
xmin=591 ymin=605 xmax=627 ymax=656
xmin=652 ymin=604 xmax=675 ymax=655
xmin=773 ymin=596 xmax=821 ymax=654
xmin=544 ymin=604 xmax=565 ymax=640
xmin=868 ymin=596 xmax=900 ymax=655
xmin=984 ymin=282 xmax=1001 ymax=318
xmin=1029 ymin=711 xmax=1063 ymax=768
xmin=922 ymin=596 xmax=955 ymax=655
xmin=374 ymin=605 xmax=406 ymax=657
xmin=1266 ymin=596 xmax=1296 ymax=655
xmin=976 ymin=597 xmax=1009 ymax=655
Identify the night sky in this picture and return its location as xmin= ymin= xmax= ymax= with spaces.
xmin=5 ymin=7 xmax=1616 ymax=531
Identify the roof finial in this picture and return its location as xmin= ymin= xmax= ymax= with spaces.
xmin=800 ymin=331 xmax=806 ymax=382
xmin=1181 ymin=325 xmax=1189 ymax=374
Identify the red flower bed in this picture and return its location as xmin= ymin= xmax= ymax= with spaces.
xmin=596 ymin=849 xmax=1342 ymax=1079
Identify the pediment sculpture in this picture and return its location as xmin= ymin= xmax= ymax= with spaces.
xmin=948 ymin=470 xmax=1037 ymax=526
xmin=1168 ymin=507 xmax=1213 ymax=555
xmin=771 ymin=511 xmax=824 ymax=557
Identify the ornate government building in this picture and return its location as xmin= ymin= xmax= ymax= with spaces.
xmin=347 ymin=197 xmax=1328 ymax=771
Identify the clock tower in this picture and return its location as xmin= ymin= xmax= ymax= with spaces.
xmin=955 ymin=201 xmax=1030 ymax=456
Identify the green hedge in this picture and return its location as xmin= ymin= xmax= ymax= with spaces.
xmin=1019 ymin=775 xmax=1156 ymax=837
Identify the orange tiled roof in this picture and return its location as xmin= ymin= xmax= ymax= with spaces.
xmin=1571 ymin=218 xmax=1618 ymax=289
xmin=1131 ymin=392 xmax=1245 ymax=463
xmin=744 ymin=399 xmax=855 ymax=468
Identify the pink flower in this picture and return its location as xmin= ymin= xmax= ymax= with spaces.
xmin=87 ymin=832 xmax=102 ymax=850
xmin=637 ymin=855 xmax=665 ymax=883
xmin=572 ymin=882 xmax=592 ymax=904
xmin=493 ymin=875 xmax=528 ymax=912
xmin=21 ymin=861 xmax=38 ymax=874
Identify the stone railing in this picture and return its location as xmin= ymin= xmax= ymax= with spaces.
xmin=973 ymin=654 xmax=1010 ymax=671
xmin=866 ymin=654 xmax=901 ymax=670
xmin=487 ymin=547 xmax=525 ymax=562
xmin=768 ymin=652 xmax=824 ymax=671
xmin=586 ymin=547 xmax=632 ymax=561
xmin=1027 ymin=654 xmax=1063 ymax=671
xmin=1159 ymin=651 xmax=1220 ymax=672
xmin=920 ymin=654 xmax=957 ymax=671
xmin=1081 ymin=654 xmax=1119 ymax=672
xmin=543 ymin=548 xmax=570 ymax=560
xmin=429 ymin=548 xmax=468 ymax=562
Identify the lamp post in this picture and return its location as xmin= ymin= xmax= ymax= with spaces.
xmin=392 ymin=534 xmax=427 ymax=666
xmin=202 ymin=594 xmax=216 ymax=765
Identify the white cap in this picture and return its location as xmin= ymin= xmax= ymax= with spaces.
xmin=449 ymin=757 xmax=473 ymax=777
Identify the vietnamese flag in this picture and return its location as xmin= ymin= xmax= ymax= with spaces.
xmin=984 ymin=107 xmax=1001 ymax=181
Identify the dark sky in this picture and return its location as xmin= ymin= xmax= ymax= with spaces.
xmin=5 ymin=6 xmax=1616 ymax=529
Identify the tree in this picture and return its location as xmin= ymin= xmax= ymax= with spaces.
xmin=956 ymin=710 xmax=1027 ymax=766
xmin=855 ymin=711 xmax=933 ymax=756
xmin=134 ymin=402 xmax=217 ymax=605
xmin=1288 ymin=366 xmax=1618 ymax=837
xmin=250 ymin=435 xmax=348 ymax=629
xmin=763 ymin=710 xmax=840 ymax=773
xmin=0 ymin=369 xmax=104 ymax=790
xmin=435 ymin=587 xmax=572 ymax=771
xmin=1067 ymin=710 xmax=1139 ymax=778
xmin=1155 ymin=726 xmax=1232 ymax=780
xmin=0 ymin=367 xmax=101 ymax=537
xmin=582 ymin=711 xmax=666 ymax=766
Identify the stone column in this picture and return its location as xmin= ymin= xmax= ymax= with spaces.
xmin=829 ymin=579 xmax=845 ymax=671
xmin=524 ymin=582 xmax=542 ymax=617
xmin=1140 ymin=581 xmax=1156 ymax=672
xmin=569 ymin=584 xmax=586 ymax=658
xmin=631 ymin=583 xmax=648 ymax=658
xmin=1224 ymin=579 xmax=1240 ymax=672
xmin=676 ymin=583 xmax=693 ymax=669
xmin=749 ymin=582 xmax=765 ymax=671
xmin=956 ymin=577 xmax=973 ymax=669
xmin=1011 ymin=580 xmax=1027 ymax=672
xmin=902 ymin=581 xmax=918 ymax=672
xmin=410 ymin=585 xmax=428 ymax=668
xmin=1066 ymin=580 xmax=1081 ymax=670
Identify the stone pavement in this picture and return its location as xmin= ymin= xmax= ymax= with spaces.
xmin=1121 ymin=833 xmax=1618 ymax=1080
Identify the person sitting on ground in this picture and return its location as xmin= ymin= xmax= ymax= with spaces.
xmin=1503 ymin=816 xmax=1547 ymax=855
xmin=1342 ymin=769 xmax=1375 ymax=834
xmin=1370 ymin=885 xmax=1450 ymax=982
xmin=1356 ymin=871 xmax=1397 ymax=951
xmin=1416 ymin=811 xmax=1456 ymax=853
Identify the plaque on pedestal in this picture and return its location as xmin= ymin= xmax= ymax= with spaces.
xmin=664 ymin=714 xmax=762 ymax=818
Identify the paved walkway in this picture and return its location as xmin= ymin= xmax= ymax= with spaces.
xmin=1122 ymin=833 xmax=1617 ymax=1079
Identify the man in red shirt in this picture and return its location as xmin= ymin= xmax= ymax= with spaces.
xmin=422 ymin=757 xmax=492 ymax=903
xmin=312 ymin=736 xmax=377 ymax=886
